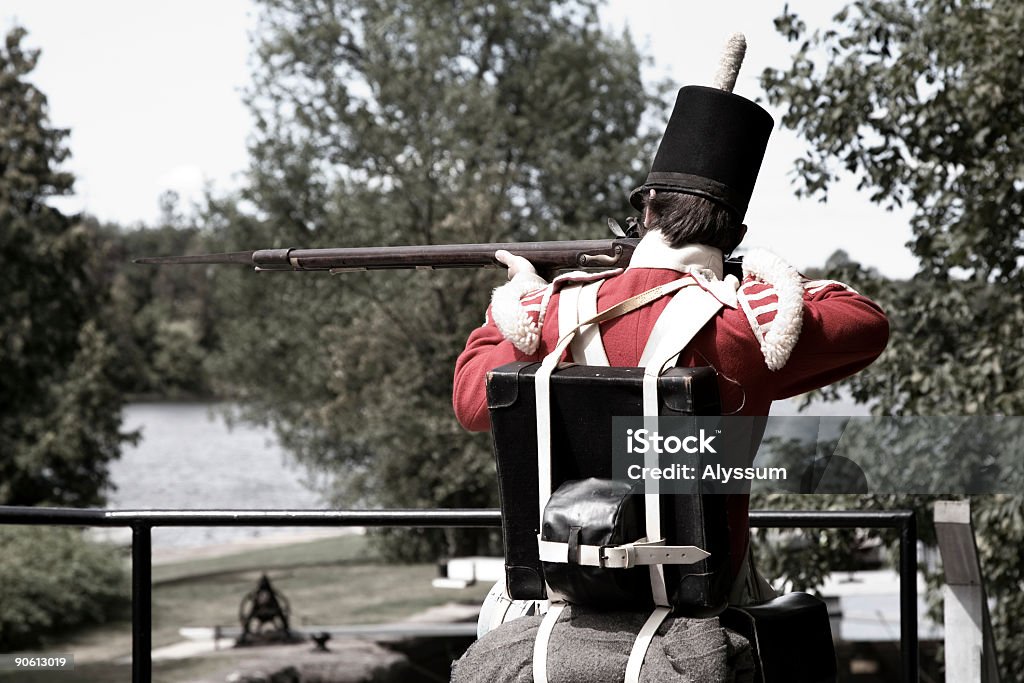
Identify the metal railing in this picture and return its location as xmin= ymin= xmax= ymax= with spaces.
xmin=0 ymin=507 xmax=918 ymax=683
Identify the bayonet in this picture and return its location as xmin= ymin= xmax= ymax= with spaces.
xmin=134 ymin=251 xmax=257 ymax=266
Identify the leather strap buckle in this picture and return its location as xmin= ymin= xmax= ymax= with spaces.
xmin=600 ymin=543 xmax=636 ymax=569
xmin=537 ymin=536 xmax=710 ymax=569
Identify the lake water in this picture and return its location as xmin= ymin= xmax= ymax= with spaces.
xmin=106 ymin=403 xmax=330 ymax=549
xmin=108 ymin=395 xmax=867 ymax=550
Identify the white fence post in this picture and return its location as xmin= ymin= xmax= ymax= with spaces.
xmin=934 ymin=500 xmax=999 ymax=683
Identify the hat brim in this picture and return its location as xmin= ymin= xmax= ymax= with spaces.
xmin=628 ymin=186 xmax=646 ymax=213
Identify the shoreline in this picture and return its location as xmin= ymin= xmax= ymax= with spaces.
xmin=151 ymin=526 xmax=364 ymax=565
xmin=88 ymin=526 xmax=363 ymax=565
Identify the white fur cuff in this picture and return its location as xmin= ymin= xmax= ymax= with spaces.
xmin=741 ymin=249 xmax=805 ymax=371
xmin=490 ymin=275 xmax=549 ymax=354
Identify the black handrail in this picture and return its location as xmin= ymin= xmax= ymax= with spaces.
xmin=0 ymin=507 xmax=918 ymax=683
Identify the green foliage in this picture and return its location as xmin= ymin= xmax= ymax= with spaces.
xmin=0 ymin=28 xmax=133 ymax=506
xmin=94 ymin=201 xmax=221 ymax=399
xmin=760 ymin=2 xmax=1024 ymax=676
xmin=762 ymin=0 xmax=1023 ymax=417
xmin=205 ymin=0 xmax=660 ymax=557
xmin=0 ymin=527 xmax=128 ymax=651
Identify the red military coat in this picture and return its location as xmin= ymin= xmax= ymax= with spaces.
xmin=453 ymin=233 xmax=889 ymax=578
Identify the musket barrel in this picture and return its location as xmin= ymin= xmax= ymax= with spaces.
xmin=268 ymin=239 xmax=633 ymax=272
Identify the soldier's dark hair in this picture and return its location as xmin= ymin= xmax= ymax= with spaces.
xmin=643 ymin=191 xmax=744 ymax=253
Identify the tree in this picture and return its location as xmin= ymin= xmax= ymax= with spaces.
xmin=206 ymin=0 xmax=660 ymax=557
xmin=759 ymin=1 xmax=1024 ymax=677
xmin=0 ymin=27 xmax=134 ymax=506
xmin=95 ymin=195 xmax=220 ymax=399
xmin=0 ymin=527 xmax=127 ymax=650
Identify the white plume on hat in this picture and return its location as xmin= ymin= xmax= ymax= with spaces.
xmin=712 ymin=33 xmax=747 ymax=93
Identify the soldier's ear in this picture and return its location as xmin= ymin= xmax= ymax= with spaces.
xmin=642 ymin=189 xmax=656 ymax=231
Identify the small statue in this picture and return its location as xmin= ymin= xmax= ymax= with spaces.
xmin=236 ymin=573 xmax=303 ymax=646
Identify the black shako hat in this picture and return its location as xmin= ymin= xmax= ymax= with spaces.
xmin=629 ymin=85 xmax=774 ymax=220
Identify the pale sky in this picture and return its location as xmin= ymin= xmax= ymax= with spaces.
xmin=3 ymin=0 xmax=918 ymax=277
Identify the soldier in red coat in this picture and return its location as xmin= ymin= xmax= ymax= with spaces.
xmin=452 ymin=84 xmax=889 ymax=603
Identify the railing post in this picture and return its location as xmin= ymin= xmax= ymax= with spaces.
xmin=132 ymin=523 xmax=152 ymax=683
xmin=934 ymin=500 xmax=1000 ymax=683
xmin=899 ymin=511 xmax=918 ymax=683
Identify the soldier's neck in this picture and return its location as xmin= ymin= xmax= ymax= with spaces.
xmin=627 ymin=230 xmax=724 ymax=279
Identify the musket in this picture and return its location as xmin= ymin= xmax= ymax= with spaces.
xmin=135 ymin=235 xmax=746 ymax=282
xmin=134 ymin=236 xmax=640 ymax=273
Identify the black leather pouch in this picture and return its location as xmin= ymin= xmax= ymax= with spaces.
xmin=540 ymin=477 xmax=650 ymax=609
xmin=487 ymin=361 xmax=731 ymax=616
xmin=720 ymin=592 xmax=838 ymax=683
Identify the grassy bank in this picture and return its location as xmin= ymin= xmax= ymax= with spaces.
xmin=1 ymin=534 xmax=490 ymax=683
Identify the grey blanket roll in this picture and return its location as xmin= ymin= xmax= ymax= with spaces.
xmin=451 ymin=605 xmax=755 ymax=683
